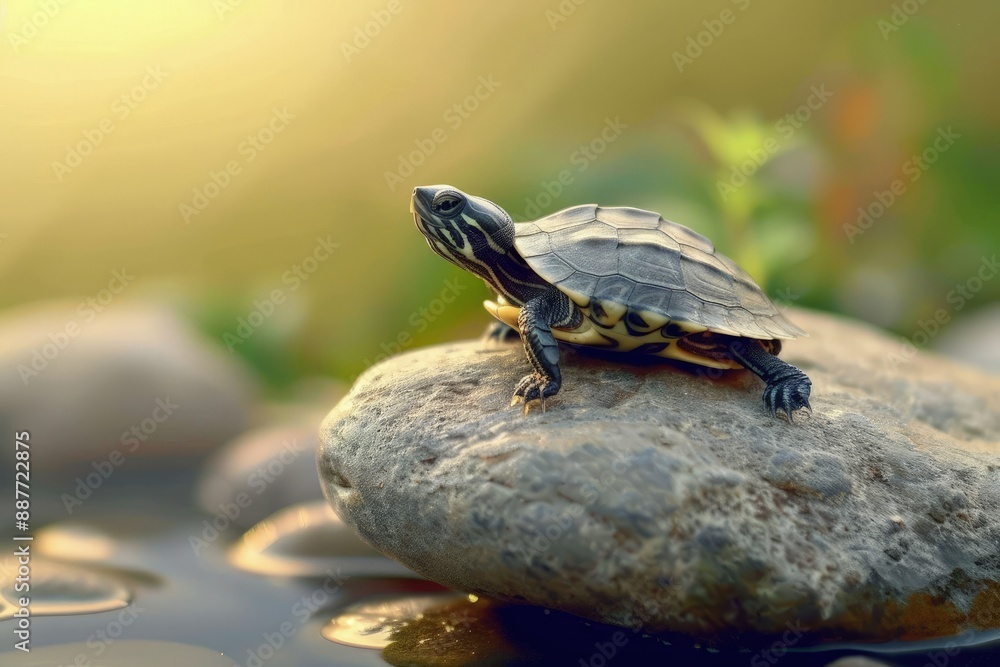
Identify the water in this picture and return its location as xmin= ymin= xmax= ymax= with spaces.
xmin=321 ymin=593 xmax=466 ymax=649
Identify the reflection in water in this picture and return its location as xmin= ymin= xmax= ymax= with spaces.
xmin=319 ymin=591 xmax=1000 ymax=667
xmin=321 ymin=593 xmax=464 ymax=650
xmin=378 ymin=595 xmax=525 ymax=667
xmin=798 ymin=628 xmax=1000 ymax=657
xmin=0 ymin=558 xmax=131 ymax=620
xmin=0 ymin=639 xmax=240 ymax=666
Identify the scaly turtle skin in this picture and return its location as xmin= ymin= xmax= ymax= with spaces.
xmin=410 ymin=185 xmax=812 ymax=421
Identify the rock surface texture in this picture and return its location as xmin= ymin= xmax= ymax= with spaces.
xmin=319 ymin=309 xmax=1000 ymax=642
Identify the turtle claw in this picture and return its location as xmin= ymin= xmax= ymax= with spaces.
xmin=511 ymin=373 xmax=559 ymax=414
xmin=509 ymin=393 xmax=534 ymax=416
xmin=763 ymin=375 xmax=812 ymax=423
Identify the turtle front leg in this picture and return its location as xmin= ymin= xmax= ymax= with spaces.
xmin=512 ymin=289 xmax=580 ymax=413
xmin=728 ymin=339 xmax=812 ymax=422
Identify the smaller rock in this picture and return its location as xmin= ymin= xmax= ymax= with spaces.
xmin=0 ymin=301 xmax=257 ymax=490
xmin=35 ymin=523 xmax=118 ymax=564
xmin=196 ymin=426 xmax=323 ymax=528
xmin=0 ymin=557 xmax=131 ymax=621
xmin=228 ymin=501 xmax=418 ymax=579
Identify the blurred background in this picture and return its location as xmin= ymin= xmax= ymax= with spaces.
xmin=1 ymin=0 xmax=998 ymax=392
xmin=1 ymin=2 xmax=999 ymax=663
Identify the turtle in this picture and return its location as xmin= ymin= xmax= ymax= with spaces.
xmin=409 ymin=185 xmax=812 ymax=421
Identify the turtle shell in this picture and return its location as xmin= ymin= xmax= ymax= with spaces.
xmin=513 ymin=205 xmax=805 ymax=342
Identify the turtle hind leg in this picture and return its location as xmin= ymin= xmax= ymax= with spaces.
xmin=512 ymin=289 xmax=580 ymax=413
xmin=483 ymin=320 xmax=521 ymax=343
xmin=728 ymin=338 xmax=812 ymax=422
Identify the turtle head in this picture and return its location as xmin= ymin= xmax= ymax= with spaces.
xmin=410 ymin=185 xmax=515 ymax=264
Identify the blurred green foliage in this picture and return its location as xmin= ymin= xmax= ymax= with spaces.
xmin=1 ymin=1 xmax=997 ymax=389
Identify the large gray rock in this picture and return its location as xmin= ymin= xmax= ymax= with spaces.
xmin=319 ymin=309 xmax=1000 ymax=642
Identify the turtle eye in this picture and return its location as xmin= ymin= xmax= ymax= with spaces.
xmin=431 ymin=192 xmax=463 ymax=217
